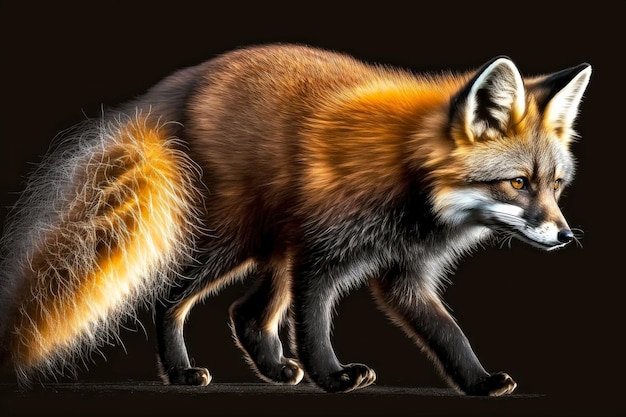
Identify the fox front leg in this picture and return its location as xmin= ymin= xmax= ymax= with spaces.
xmin=370 ymin=270 xmax=517 ymax=396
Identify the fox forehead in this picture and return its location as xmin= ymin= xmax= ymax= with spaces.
xmin=456 ymin=131 xmax=576 ymax=184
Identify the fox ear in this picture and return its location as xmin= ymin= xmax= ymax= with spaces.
xmin=451 ymin=56 xmax=525 ymax=143
xmin=528 ymin=63 xmax=591 ymax=138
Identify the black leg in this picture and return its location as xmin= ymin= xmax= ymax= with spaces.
xmin=155 ymin=289 xmax=212 ymax=386
xmin=154 ymin=256 xmax=254 ymax=386
xmin=292 ymin=256 xmax=376 ymax=393
xmin=370 ymin=270 xmax=516 ymax=396
xmin=229 ymin=260 xmax=303 ymax=385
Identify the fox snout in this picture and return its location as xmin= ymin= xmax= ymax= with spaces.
xmin=522 ymin=190 xmax=576 ymax=250
xmin=504 ymin=208 xmax=574 ymax=251
xmin=525 ymin=220 xmax=572 ymax=251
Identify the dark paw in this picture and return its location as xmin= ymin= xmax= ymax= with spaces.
xmin=277 ymin=358 xmax=305 ymax=385
xmin=165 ymin=366 xmax=212 ymax=386
xmin=255 ymin=357 xmax=305 ymax=385
xmin=318 ymin=363 xmax=377 ymax=393
xmin=465 ymin=372 xmax=517 ymax=396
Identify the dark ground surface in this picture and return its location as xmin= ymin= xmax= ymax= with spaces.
xmin=1 ymin=1 xmax=625 ymax=416
xmin=0 ymin=381 xmax=572 ymax=416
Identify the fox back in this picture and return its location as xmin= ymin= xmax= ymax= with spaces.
xmin=0 ymin=44 xmax=591 ymax=395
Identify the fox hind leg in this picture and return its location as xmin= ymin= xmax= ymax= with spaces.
xmin=155 ymin=287 xmax=212 ymax=386
xmin=155 ymin=258 xmax=255 ymax=386
xmin=229 ymin=257 xmax=304 ymax=385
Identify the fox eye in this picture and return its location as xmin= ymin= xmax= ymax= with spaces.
xmin=554 ymin=179 xmax=562 ymax=191
xmin=510 ymin=177 xmax=526 ymax=190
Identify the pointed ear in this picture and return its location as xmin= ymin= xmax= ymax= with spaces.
xmin=450 ymin=56 xmax=525 ymax=142
xmin=528 ymin=63 xmax=591 ymax=138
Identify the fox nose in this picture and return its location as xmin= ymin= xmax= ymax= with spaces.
xmin=557 ymin=229 xmax=574 ymax=243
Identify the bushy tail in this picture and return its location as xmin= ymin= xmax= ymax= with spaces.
xmin=0 ymin=111 xmax=205 ymax=384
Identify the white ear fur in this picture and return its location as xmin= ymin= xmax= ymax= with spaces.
xmin=544 ymin=65 xmax=592 ymax=132
xmin=464 ymin=58 xmax=525 ymax=140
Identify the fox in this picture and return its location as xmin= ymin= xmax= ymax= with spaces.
xmin=0 ymin=44 xmax=591 ymax=396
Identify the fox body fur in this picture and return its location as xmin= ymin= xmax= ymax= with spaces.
xmin=0 ymin=44 xmax=591 ymax=395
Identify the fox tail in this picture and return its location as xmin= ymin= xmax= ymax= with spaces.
xmin=0 ymin=110 xmax=205 ymax=384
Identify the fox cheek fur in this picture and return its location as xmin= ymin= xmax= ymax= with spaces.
xmin=0 ymin=44 xmax=591 ymax=397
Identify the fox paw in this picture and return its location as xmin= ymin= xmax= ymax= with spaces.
xmin=276 ymin=358 xmax=305 ymax=385
xmin=165 ymin=366 xmax=212 ymax=386
xmin=318 ymin=363 xmax=377 ymax=393
xmin=256 ymin=357 xmax=305 ymax=385
xmin=465 ymin=372 xmax=517 ymax=396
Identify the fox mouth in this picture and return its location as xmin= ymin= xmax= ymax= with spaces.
xmin=512 ymin=231 xmax=570 ymax=251
xmin=478 ymin=207 xmax=572 ymax=251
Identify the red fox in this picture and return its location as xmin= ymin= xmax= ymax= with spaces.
xmin=0 ymin=44 xmax=591 ymax=396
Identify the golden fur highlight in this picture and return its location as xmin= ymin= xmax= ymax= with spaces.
xmin=302 ymin=73 xmax=467 ymax=213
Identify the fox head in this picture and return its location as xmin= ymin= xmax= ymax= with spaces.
xmin=433 ymin=57 xmax=591 ymax=251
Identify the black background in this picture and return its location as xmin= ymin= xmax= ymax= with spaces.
xmin=0 ymin=1 xmax=623 ymax=415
